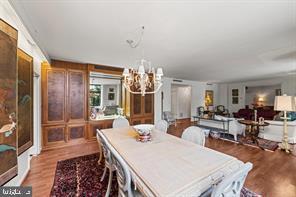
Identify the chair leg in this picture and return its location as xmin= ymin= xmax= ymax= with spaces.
xmin=105 ymin=168 xmax=113 ymax=197
xmin=101 ymin=166 xmax=107 ymax=182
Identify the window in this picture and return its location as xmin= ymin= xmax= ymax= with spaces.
xmin=89 ymin=84 xmax=102 ymax=107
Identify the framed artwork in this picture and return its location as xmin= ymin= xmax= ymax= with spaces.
xmin=0 ymin=19 xmax=18 ymax=186
xmin=108 ymin=93 xmax=115 ymax=101
xmin=205 ymin=90 xmax=214 ymax=106
xmin=17 ymin=49 xmax=34 ymax=155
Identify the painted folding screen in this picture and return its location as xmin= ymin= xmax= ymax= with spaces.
xmin=17 ymin=49 xmax=33 ymax=155
xmin=0 ymin=19 xmax=18 ymax=185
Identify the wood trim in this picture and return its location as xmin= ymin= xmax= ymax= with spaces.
xmin=17 ymin=48 xmax=34 ymax=156
xmin=0 ymin=18 xmax=18 ymax=39
xmin=88 ymin=64 xmax=123 ymax=75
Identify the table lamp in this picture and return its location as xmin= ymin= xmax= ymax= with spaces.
xmin=274 ymin=94 xmax=296 ymax=153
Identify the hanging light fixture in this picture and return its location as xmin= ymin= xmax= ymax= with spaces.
xmin=123 ymin=26 xmax=164 ymax=96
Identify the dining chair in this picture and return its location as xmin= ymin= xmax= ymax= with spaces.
xmin=181 ymin=126 xmax=206 ymax=146
xmin=97 ymin=130 xmax=115 ymax=197
xmin=100 ymin=130 xmax=139 ymax=197
xmin=113 ymin=117 xmax=130 ymax=128
xmin=210 ymin=162 xmax=253 ymax=197
xmin=154 ymin=120 xmax=168 ymax=133
xmin=96 ymin=133 xmax=103 ymax=164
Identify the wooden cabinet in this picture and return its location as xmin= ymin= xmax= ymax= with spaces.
xmin=42 ymin=60 xmax=88 ymax=150
xmin=127 ymin=93 xmax=154 ymax=125
xmin=88 ymin=120 xmax=113 ymax=139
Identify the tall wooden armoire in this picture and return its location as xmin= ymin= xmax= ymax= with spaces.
xmin=125 ymin=93 xmax=154 ymax=125
xmin=41 ymin=60 xmax=88 ymax=150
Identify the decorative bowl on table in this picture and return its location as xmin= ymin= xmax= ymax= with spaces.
xmin=133 ymin=124 xmax=154 ymax=142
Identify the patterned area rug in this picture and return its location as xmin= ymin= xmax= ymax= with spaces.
xmin=50 ymin=153 xmax=261 ymax=197
xmin=219 ymin=133 xmax=278 ymax=151
xmin=50 ymin=153 xmax=117 ymax=197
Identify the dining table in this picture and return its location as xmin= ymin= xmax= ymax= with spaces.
xmin=101 ymin=126 xmax=244 ymax=197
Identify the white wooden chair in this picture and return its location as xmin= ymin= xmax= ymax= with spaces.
xmin=113 ymin=117 xmax=130 ymax=128
xmin=97 ymin=130 xmax=115 ymax=197
xmin=96 ymin=133 xmax=103 ymax=164
xmin=100 ymin=129 xmax=139 ymax=197
xmin=211 ymin=162 xmax=253 ymax=197
xmin=181 ymin=126 xmax=206 ymax=146
xmin=154 ymin=120 xmax=168 ymax=133
xmin=163 ymin=111 xmax=177 ymax=126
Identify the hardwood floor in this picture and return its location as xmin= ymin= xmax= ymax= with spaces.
xmin=23 ymin=121 xmax=296 ymax=197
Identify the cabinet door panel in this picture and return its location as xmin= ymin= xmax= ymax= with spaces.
xmin=43 ymin=125 xmax=66 ymax=148
xmin=68 ymin=70 xmax=86 ymax=122
xmin=89 ymin=122 xmax=105 ymax=139
xmin=144 ymin=94 xmax=153 ymax=115
xmin=144 ymin=118 xmax=153 ymax=124
xmin=46 ymin=69 xmax=66 ymax=123
xmin=132 ymin=94 xmax=142 ymax=116
xmin=68 ymin=124 xmax=85 ymax=140
xmin=131 ymin=119 xmax=142 ymax=125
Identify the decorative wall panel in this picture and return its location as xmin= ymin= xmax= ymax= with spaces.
xmin=47 ymin=69 xmax=66 ymax=122
xmin=17 ymin=49 xmax=33 ymax=155
xmin=0 ymin=19 xmax=18 ymax=186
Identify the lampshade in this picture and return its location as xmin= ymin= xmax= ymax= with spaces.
xmin=274 ymin=95 xmax=295 ymax=111
xmin=258 ymin=97 xmax=264 ymax=102
xmin=122 ymin=68 xmax=129 ymax=76
xmin=156 ymin=68 xmax=163 ymax=76
xmin=138 ymin=65 xmax=145 ymax=75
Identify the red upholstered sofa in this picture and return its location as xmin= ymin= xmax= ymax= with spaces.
xmin=233 ymin=109 xmax=254 ymax=120
xmin=233 ymin=106 xmax=278 ymax=120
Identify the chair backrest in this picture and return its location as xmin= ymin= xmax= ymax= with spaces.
xmin=197 ymin=106 xmax=205 ymax=116
xmin=211 ymin=162 xmax=253 ymax=197
xmin=154 ymin=120 xmax=168 ymax=133
xmin=107 ymin=137 xmax=133 ymax=197
xmin=96 ymin=130 xmax=112 ymax=164
xmin=216 ymin=105 xmax=225 ymax=112
xmin=113 ymin=117 xmax=130 ymax=128
xmin=181 ymin=126 xmax=205 ymax=146
xmin=163 ymin=111 xmax=175 ymax=122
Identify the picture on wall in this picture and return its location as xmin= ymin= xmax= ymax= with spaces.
xmin=17 ymin=49 xmax=34 ymax=155
xmin=205 ymin=90 xmax=214 ymax=106
xmin=0 ymin=19 xmax=18 ymax=186
xmin=108 ymin=93 xmax=115 ymax=101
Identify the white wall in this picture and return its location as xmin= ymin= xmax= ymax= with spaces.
xmin=1 ymin=0 xmax=48 ymax=186
xmin=245 ymin=85 xmax=281 ymax=106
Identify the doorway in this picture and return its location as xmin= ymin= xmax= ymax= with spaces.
xmin=171 ymin=84 xmax=192 ymax=120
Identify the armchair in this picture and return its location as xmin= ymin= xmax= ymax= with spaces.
xmin=215 ymin=105 xmax=229 ymax=117
xmin=163 ymin=111 xmax=176 ymax=126
xmin=197 ymin=106 xmax=206 ymax=116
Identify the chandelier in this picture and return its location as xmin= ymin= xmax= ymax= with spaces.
xmin=123 ymin=26 xmax=164 ymax=96
xmin=123 ymin=60 xmax=163 ymax=96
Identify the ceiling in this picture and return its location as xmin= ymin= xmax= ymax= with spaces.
xmin=10 ymin=0 xmax=296 ymax=82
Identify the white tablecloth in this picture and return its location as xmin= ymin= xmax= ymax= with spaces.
xmin=101 ymin=126 xmax=243 ymax=197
